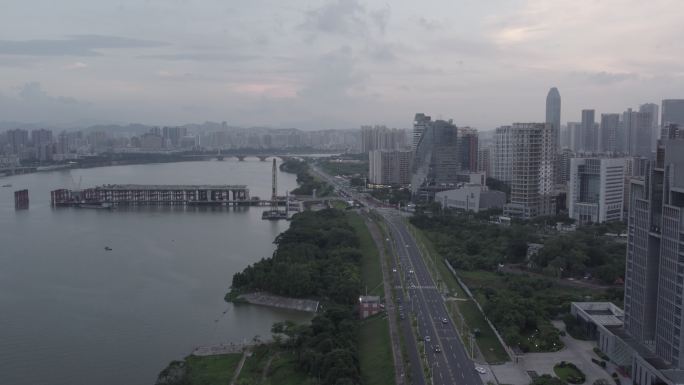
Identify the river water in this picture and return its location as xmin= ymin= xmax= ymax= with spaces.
xmin=0 ymin=159 xmax=311 ymax=385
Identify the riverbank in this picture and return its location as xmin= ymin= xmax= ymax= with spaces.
xmin=233 ymin=292 xmax=319 ymax=313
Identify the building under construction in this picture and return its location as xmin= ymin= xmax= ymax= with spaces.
xmin=51 ymin=184 xmax=251 ymax=207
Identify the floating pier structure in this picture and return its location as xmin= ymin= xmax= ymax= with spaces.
xmin=51 ymin=184 xmax=252 ymax=207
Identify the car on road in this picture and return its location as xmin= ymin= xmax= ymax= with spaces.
xmin=424 ymin=336 xmax=431 ymax=342
xmin=392 ymin=268 xmax=397 ymax=273
xmin=475 ymin=366 xmax=486 ymax=374
xmin=434 ymin=345 xmax=441 ymax=353
xmin=408 ymin=269 xmax=414 ymax=274
xmin=399 ymin=313 xmax=405 ymax=320
xmin=441 ymin=317 xmax=448 ymax=324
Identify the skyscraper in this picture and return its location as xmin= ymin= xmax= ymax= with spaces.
xmin=412 ymin=113 xmax=431 ymax=151
xmin=368 ymin=149 xmax=413 ymax=186
xmin=567 ymin=157 xmax=625 ymax=224
xmin=411 ymin=119 xmax=460 ymax=200
xmin=361 ymin=125 xmax=407 ymax=153
xmin=623 ymin=137 xmax=684 ymax=381
xmin=568 ymin=122 xmax=582 ymax=152
xmin=492 ymin=125 xmax=512 ymax=183
xmin=662 ymin=99 xmax=684 ymax=128
xmin=546 ymin=87 xmax=561 ymax=153
xmin=581 ymin=109 xmax=596 ymax=153
xmin=503 ymin=123 xmax=555 ymax=218
xmin=477 ymin=147 xmax=491 ymax=177
xmin=639 ymin=103 xmax=659 ymax=152
xmin=458 ymin=127 xmax=479 ymax=172
xmin=600 ymin=113 xmax=620 ymax=153
xmin=621 ymin=109 xmax=653 ymax=157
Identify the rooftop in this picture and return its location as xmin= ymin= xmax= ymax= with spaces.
xmin=572 ymin=302 xmax=624 ymax=327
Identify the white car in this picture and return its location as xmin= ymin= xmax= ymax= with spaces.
xmin=475 ymin=366 xmax=486 ymax=374
xmin=425 ymin=336 xmax=431 ymax=342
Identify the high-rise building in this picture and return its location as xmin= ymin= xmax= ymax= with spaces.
xmin=503 ymin=123 xmax=555 ymax=218
xmin=6 ymin=129 xmax=29 ymax=155
xmin=361 ymin=125 xmax=407 ymax=153
xmin=621 ymin=138 xmax=684 ymax=383
xmin=411 ymin=119 xmax=460 ymax=200
xmin=600 ymin=113 xmax=620 ymax=153
xmin=581 ymin=110 xmax=596 ymax=153
xmin=639 ymin=103 xmax=659 ymax=152
xmin=568 ymin=122 xmax=582 ymax=152
xmin=567 ymin=157 xmax=625 ymax=225
xmin=560 ymin=124 xmax=571 ymax=149
xmin=558 ymin=148 xmax=574 ymax=184
xmin=662 ymin=99 xmax=684 ymax=128
xmin=621 ymin=109 xmax=653 ymax=157
xmin=368 ymin=149 xmax=413 ymax=186
xmin=477 ymin=147 xmax=491 ymax=177
xmin=162 ymin=126 xmax=187 ymax=148
xmin=30 ymin=129 xmax=54 ymax=161
xmin=546 ymin=87 xmax=561 ymax=153
xmin=412 ymin=113 xmax=431 ymax=151
xmin=492 ymin=125 xmax=512 ymax=183
xmin=458 ymin=127 xmax=478 ymax=172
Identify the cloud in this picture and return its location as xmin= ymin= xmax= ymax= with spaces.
xmin=139 ymin=52 xmax=258 ymax=62
xmin=298 ymin=0 xmax=390 ymax=40
xmin=63 ymin=61 xmax=88 ymax=70
xmin=0 ymin=35 xmax=165 ymax=56
xmin=16 ymin=82 xmax=79 ymax=104
xmin=417 ymin=17 xmax=443 ymax=31
xmin=574 ymin=71 xmax=640 ymax=85
xmin=300 ymin=0 xmax=366 ymax=37
xmin=297 ymin=46 xmax=366 ymax=102
xmin=369 ymin=5 xmax=391 ymax=34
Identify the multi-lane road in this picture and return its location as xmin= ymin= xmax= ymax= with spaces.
xmin=311 ymin=164 xmax=483 ymax=385
xmin=383 ymin=210 xmax=483 ymax=385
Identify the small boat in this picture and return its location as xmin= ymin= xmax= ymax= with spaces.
xmin=262 ymin=209 xmax=288 ymax=220
xmin=77 ymin=202 xmax=114 ymax=210
xmin=1 ymin=184 xmax=11 ymax=188
xmin=104 ymin=246 xmax=113 ymax=251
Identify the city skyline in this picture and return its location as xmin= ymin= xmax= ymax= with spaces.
xmin=1 ymin=1 xmax=683 ymax=129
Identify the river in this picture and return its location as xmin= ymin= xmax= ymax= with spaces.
xmin=0 ymin=159 xmax=311 ymax=385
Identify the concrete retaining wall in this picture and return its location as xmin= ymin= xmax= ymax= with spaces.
xmin=238 ymin=292 xmax=319 ymax=313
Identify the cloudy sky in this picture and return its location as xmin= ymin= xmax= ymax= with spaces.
xmin=0 ymin=0 xmax=682 ymax=129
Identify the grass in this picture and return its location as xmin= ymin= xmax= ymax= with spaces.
xmin=330 ymin=199 xmax=349 ymax=210
xmin=235 ymin=346 xmax=316 ymax=385
xmin=554 ymin=362 xmax=586 ymax=384
xmin=263 ymin=352 xmax=315 ymax=385
xmin=348 ymin=212 xmax=397 ymax=385
xmin=347 ymin=212 xmax=384 ymax=296
xmin=410 ymin=223 xmax=510 ymax=363
xmin=359 ymin=315 xmax=396 ymax=385
xmin=185 ymin=353 xmax=243 ymax=385
xmin=236 ymin=345 xmax=272 ymax=385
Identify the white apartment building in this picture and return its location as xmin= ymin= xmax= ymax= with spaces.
xmin=567 ymin=157 xmax=626 ymax=224
xmin=369 ymin=149 xmax=413 ymax=186
xmin=503 ymin=123 xmax=555 ymax=219
xmin=492 ymin=125 xmax=512 ymax=183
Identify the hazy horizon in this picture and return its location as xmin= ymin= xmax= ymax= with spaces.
xmin=1 ymin=0 xmax=683 ymax=130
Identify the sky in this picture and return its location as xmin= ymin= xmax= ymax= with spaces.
xmin=0 ymin=0 xmax=683 ymax=130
